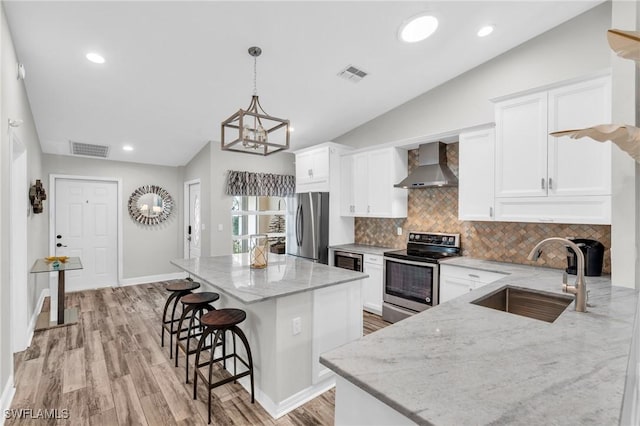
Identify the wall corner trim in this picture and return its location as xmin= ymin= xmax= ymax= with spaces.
xmin=0 ymin=374 xmax=16 ymax=426
xmin=26 ymin=288 xmax=50 ymax=348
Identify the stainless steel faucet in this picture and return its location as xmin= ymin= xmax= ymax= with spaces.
xmin=527 ymin=237 xmax=587 ymax=312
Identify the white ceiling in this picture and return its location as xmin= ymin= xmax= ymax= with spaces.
xmin=5 ymin=1 xmax=603 ymax=166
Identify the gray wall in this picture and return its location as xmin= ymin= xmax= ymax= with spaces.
xmin=182 ymin=142 xmax=211 ymax=257
xmin=0 ymin=4 xmax=47 ymax=403
xmin=42 ymin=154 xmax=184 ymax=278
xmin=209 ymin=147 xmax=295 ymax=256
xmin=334 ymin=3 xmax=612 ymax=148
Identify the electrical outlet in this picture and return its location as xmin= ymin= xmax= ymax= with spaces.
xmin=292 ymin=317 xmax=301 ymax=335
xmin=397 ymin=227 xmax=403 ymax=236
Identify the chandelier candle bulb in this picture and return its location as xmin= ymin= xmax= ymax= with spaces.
xmin=250 ymin=234 xmax=269 ymax=269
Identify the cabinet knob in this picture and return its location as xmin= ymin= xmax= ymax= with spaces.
xmin=541 ymin=178 xmax=546 ymax=190
xmin=548 ymin=178 xmax=553 ymax=189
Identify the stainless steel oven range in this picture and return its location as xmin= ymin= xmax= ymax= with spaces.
xmin=383 ymin=232 xmax=460 ymax=323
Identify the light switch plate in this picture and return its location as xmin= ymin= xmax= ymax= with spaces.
xmin=292 ymin=317 xmax=301 ymax=335
xmin=217 ymin=224 xmax=223 ymax=231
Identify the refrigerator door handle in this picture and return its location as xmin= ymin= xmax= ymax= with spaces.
xmin=309 ymin=194 xmax=317 ymax=259
xmin=296 ymin=204 xmax=303 ymax=247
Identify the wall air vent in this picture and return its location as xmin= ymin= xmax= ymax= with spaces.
xmin=337 ymin=65 xmax=368 ymax=83
xmin=69 ymin=141 xmax=110 ymax=158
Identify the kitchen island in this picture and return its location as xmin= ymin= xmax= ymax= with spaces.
xmin=320 ymin=258 xmax=639 ymax=425
xmin=170 ymin=253 xmax=367 ymax=418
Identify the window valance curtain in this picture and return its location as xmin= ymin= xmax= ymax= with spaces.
xmin=225 ymin=170 xmax=296 ymax=197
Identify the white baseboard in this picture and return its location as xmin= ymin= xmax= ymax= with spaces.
xmin=0 ymin=374 xmax=15 ymax=426
xmin=26 ymin=288 xmax=50 ymax=348
xmin=236 ymin=373 xmax=335 ymax=419
xmin=119 ymin=272 xmax=187 ymax=287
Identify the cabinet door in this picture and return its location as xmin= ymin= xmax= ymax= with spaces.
xmin=295 ymin=148 xmax=331 ymax=193
xmin=367 ymin=150 xmax=393 ymax=216
xmin=459 ymin=128 xmax=495 ymax=221
xmin=495 ymin=92 xmax=548 ymax=198
xmin=340 ymin=155 xmax=355 ymax=216
xmin=352 ymin=153 xmax=369 ymax=216
xmin=363 ymin=257 xmax=383 ymax=315
xmin=547 ymin=76 xmax=611 ymax=196
xmin=439 ymin=275 xmax=473 ymax=304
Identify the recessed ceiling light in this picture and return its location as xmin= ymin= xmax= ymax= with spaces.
xmin=86 ymin=52 xmax=105 ymax=64
xmin=399 ymin=14 xmax=439 ymax=43
xmin=122 ymin=145 xmax=133 ymax=151
xmin=477 ymin=25 xmax=495 ymax=37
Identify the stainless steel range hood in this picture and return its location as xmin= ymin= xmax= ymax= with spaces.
xmin=394 ymin=142 xmax=458 ymax=188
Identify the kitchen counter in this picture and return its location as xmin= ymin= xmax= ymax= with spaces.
xmin=320 ymin=258 xmax=639 ymax=425
xmin=329 ymin=243 xmax=394 ymax=257
xmin=170 ymin=253 xmax=366 ymax=419
xmin=170 ymin=253 xmax=368 ymax=304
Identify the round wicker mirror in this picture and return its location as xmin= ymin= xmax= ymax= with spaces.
xmin=128 ymin=185 xmax=173 ymax=225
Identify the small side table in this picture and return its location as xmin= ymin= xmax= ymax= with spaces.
xmin=30 ymin=257 xmax=83 ymax=329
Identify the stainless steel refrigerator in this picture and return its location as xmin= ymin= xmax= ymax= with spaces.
xmin=286 ymin=192 xmax=329 ymax=264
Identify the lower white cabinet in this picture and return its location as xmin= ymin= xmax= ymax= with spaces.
xmin=363 ymin=255 xmax=383 ymax=315
xmin=439 ymin=264 xmax=506 ymax=304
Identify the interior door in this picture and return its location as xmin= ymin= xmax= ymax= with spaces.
xmin=185 ymin=181 xmax=201 ymax=259
xmin=55 ymin=179 xmax=118 ymax=291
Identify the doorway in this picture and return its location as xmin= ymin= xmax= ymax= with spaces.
xmin=184 ymin=179 xmax=201 ymax=259
xmin=10 ymin=133 xmax=28 ymax=353
xmin=53 ymin=178 xmax=118 ymax=293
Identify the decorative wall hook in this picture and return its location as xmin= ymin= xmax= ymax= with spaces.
xmin=29 ymin=179 xmax=47 ymax=213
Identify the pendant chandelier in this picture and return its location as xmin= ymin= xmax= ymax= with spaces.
xmin=221 ymin=46 xmax=290 ymax=156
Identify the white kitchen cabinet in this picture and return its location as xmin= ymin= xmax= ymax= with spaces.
xmin=341 ymin=147 xmax=408 ymax=218
xmin=362 ymin=254 xmax=383 ymax=315
xmin=295 ymin=146 xmax=330 ymax=193
xmin=439 ymin=264 xmax=506 ymax=304
xmin=458 ymin=128 xmax=495 ymax=221
xmin=493 ymin=75 xmax=612 ymax=224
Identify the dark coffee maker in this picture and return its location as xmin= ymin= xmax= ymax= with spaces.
xmin=566 ymin=238 xmax=604 ymax=276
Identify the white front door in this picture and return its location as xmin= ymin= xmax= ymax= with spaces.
xmin=55 ymin=179 xmax=118 ymax=291
xmin=185 ymin=181 xmax=201 ymax=259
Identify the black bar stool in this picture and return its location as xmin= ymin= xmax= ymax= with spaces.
xmin=174 ymin=291 xmax=220 ymax=383
xmin=161 ymin=279 xmax=200 ymax=358
xmin=193 ymin=308 xmax=255 ymax=424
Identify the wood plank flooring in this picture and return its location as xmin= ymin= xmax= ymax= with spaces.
xmin=8 ymin=282 xmax=389 ymax=425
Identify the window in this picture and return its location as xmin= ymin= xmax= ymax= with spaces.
xmin=231 ymin=196 xmax=288 ymax=254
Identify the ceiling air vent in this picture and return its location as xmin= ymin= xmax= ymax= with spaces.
xmin=69 ymin=141 xmax=110 ymax=158
xmin=337 ymin=65 xmax=368 ymax=83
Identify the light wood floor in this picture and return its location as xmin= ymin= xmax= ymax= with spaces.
xmin=8 ymin=282 xmax=389 ymax=425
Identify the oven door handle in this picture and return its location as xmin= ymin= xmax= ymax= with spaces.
xmin=383 ymin=257 xmax=438 ymax=268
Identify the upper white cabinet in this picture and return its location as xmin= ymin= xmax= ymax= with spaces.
xmin=493 ymin=75 xmax=612 ymax=224
xmin=341 ymin=147 xmax=408 ymax=218
xmin=495 ymin=92 xmax=548 ymax=198
xmin=458 ymin=128 xmax=495 ymax=221
xmin=295 ymin=146 xmax=331 ymax=193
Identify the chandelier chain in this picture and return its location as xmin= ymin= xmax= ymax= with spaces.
xmin=253 ymin=56 xmax=257 ymax=96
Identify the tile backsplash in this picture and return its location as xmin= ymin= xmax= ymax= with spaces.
xmin=354 ymin=143 xmax=611 ymax=273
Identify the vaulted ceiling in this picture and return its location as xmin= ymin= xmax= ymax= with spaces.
xmin=5 ymin=1 xmax=602 ymax=166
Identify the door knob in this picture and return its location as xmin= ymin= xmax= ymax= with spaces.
xmin=56 ymin=243 xmax=67 ymax=247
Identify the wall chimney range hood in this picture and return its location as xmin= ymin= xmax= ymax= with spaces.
xmin=394 ymin=142 xmax=458 ymax=188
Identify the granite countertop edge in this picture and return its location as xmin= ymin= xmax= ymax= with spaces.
xmin=170 ymin=256 xmax=369 ymax=305
xmin=329 ymin=243 xmax=396 ymax=256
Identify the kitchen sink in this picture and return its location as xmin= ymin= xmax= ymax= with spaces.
xmin=471 ymin=286 xmax=573 ymax=323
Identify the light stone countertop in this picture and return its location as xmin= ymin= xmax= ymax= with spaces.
xmin=170 ymin=254 xmax=368 ymax=304
xmin=320 ymin=258 xmax=639 ymax=425
xmin=330 ymin=244 xmax=396 ymax=257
